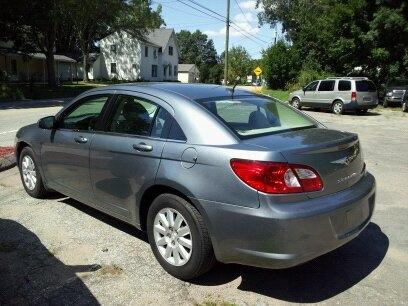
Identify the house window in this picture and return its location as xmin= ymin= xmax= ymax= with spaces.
xmin=11 ymin=59 xmax=17 ymax=75
xmin=111 ymin=63 xmax=117 ymax=74
xmin=110 ymin=44 xmax=117 ymax=53
xmin=158 ymin=47 xmax=162 ymax=53
xmin=145 ymin=46 xmax=148 ymax=57
xmin=151 ymin=65 xmax=157 ymax=77
xmin=132 ymin=64 xmax=138 ymax=69
xmin=153 ymin=49 xmax=157 ymax=59
xmin=169 ymin=65 xmax=172 ymax=76
xmin=174 ymin=65 xmax=177 ymax=76
xmin=163 ymin=65 xmax=167 ymax=77
xmin=168 ymin=46 xmax=173 ymax=56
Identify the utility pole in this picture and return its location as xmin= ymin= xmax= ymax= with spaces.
xmin=224 ymin=0 xmax=230 ymax=85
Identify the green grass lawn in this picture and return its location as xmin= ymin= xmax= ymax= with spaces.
xmin=259 ymin=88 xmax=290 ymax=102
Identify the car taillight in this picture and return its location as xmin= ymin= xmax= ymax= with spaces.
xmin=230 ymin=159 xmax=323 ymax=194
xmin=351 ymin=91 xmax=357 ymax=102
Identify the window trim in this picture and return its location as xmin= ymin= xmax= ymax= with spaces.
xmin=110 ymin=62 xmax=117 ymax=74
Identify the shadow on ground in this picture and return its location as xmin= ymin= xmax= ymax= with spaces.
xmin=0 ymin=218 xmax=99 ymax=305
xmin=25 ymin=196 xmax=388 ymax=304
xmin=193 ymin=222 xmax=388 ymax=303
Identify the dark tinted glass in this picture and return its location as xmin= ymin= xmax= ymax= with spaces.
xmin=109 ymin=95 xmax=158 ymax=136
xmin=318 ymin=80 xmax=335 ymax=91
xmin=151 ymin=108 xmax=171 ymax=138
xmin=168 ymin=120 xmax=187 ymax=141
xmin=356 ymin=80 xmax=376 ymax=92
xmin=305 ymin=81 xmax=318 ymax=91
xmin=338 ymin=80 xmax=351 ymax=91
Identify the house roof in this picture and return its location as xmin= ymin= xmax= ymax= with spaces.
xmin=145 ymin=28 xmax=174 ymax=49
xmin=30 ymin=53 xmax=76 ymax=63
xmin=178 ymin=64 xmax=197 ymax=72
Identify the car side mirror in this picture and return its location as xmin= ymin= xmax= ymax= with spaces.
xmin=38 ymin=116 xmax=56 ymax=129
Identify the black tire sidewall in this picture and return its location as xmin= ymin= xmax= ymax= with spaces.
xmin=146 ymin=194 xmax=207 ymax=280
xmin=19 ymin=147 xmax=44 ymax=197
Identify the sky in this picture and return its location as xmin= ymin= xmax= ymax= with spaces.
xmin=151 ymin=0 xmax=282 ymax=59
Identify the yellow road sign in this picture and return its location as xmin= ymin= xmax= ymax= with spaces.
xmin=254 ymin=66 xmax=262 ymax=76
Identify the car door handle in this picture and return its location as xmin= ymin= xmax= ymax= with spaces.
xmin=74 ymin=136 xmax=88 ymax=143
xmin=133 ymin=143 xmax=153 ymax=152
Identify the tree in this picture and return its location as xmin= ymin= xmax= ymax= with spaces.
xmin=225 ymin=46 xmax=252 ymax=83
xmin=0 ymin=0 xmax=70 ymax=87
xmin=257 ymin=0 xmax=408 ymax=85
xmin=67 ymin=0 xmax=163 ymax=81
xmin=176 ymin=30 xmax=218 ymax=83
xmin=261 ymin=41 xmax=299 ymax=89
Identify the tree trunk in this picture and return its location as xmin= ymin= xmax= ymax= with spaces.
xmin=82 ymin=50 xmax=89 ymax=82
xmin=45 ymin=50 xmax=56 ymax=88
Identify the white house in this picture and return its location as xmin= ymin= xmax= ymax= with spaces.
xmin=84 ymin=28 xmax=179 ymax=81
xmin=178 ymin=64 xmax=200 ymax=83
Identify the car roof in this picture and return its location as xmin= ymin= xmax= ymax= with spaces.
xmin=89 ymin=82 xmax=255 ymax=101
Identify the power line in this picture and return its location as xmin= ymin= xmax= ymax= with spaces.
xmin=233 ymin=0 xmax=252 ymax=26
xmin=185 ymin=0 xmax=226 ymax=20
xmin=176 ymin=0 xmax=226 ymax=23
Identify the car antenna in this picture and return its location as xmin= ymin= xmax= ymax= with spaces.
xmin=230 ymin=76 xmax=241 ymax=99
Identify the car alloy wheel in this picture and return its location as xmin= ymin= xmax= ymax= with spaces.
xmin=403 ymin=102 xmax=407 ymax=112
xmin=332 ymin=101 xmax=343 ymax=114
xmin=21 ymin=155 xmax=37 ymax=190
xmin=153 ymin=207 xmax=193 ymax=266
xmin=291 ymin=98 xmax=300 ymax=109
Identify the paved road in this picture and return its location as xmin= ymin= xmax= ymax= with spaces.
xmin=0 ymin=99 xmax=67 ymax=147
xmin=0 ymin=104 xmax=407 ymax=305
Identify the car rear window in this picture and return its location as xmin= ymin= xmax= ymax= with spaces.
xmin=318 ymin=80 xmax=335 ymax=91
xmin=356 ymin=80 xmax=376 ymax=92
xmin=338 ymin=80 xmax=351 ymax=91
xmin=196 ymin=96 xmax=316 ymax=139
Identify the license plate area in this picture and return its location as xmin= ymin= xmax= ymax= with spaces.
xmin=330 ymin=202 xmax=370 ymax=239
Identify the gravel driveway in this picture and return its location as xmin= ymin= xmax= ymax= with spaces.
xmin=0 ymin=108 xmax=407 ymax=305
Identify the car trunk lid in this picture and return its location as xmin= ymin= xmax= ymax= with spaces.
xmin=243 ymin=128 xmax=365 ymax=198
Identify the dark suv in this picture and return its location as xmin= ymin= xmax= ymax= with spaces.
xmin=384 ymin=78 xmax=408 ymax=107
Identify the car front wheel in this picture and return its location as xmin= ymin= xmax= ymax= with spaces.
xmin=291 ymin=98 xmax=301 ymax=109
xmin=147 ymin=194 xmax=215 ymax=280
xmin=19 ymin=147 xmax=48 ymax=198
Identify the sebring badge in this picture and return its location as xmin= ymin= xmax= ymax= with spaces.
xmin=337 ymin=172 xmax=357 ymax=184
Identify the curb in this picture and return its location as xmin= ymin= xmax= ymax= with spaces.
xmin=0 ymin=154 xmax=17 ymax=172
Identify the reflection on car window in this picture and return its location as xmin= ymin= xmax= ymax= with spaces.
xmin=109 ymin=95 xmax=158 ymax=136
xmin=305 ymin=81 xmax=319 ymax=91
xmin=198 ymin=96 xmax=316 ymax=138
xmin=61 ymin=95 xmax=109 ymax=131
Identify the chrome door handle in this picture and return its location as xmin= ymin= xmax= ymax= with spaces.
xmin=133 ymin=142 xmax=153 ymax=152
xmin=74 ymin=136 xmax=88 ymax=143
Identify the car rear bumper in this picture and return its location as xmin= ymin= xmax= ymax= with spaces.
xmin=194 ymin=172 xmax=376 ymax=269
xmin=344 ymin=101 xmax=378 ymax=110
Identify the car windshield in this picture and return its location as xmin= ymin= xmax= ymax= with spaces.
xmin=196 ymin=95 xmax=317 ymax=138
xmin=355 ymin=80 xmax=376 ymax=92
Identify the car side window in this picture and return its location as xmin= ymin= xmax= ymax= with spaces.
xmin=108 ymin=95 xmax=158 ymax=136
xmin=338 ymin=80 xmax=351 ymax=91
xmin=305 ymin=81 xmax=319 ymax=91
xmin=318 ymin=80 xmax=335 ymax=91
xmin=60 ymin=95 xmax=110 ymax=131
xmin=151 ymin=108 xmax=187 ymax=141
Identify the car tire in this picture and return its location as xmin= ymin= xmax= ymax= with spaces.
xmin=402 ymin=101 xmax=408 ymax=112
xmin=19 ymin=147 xmax=48 ymax=198
xmin=332 ymin=101 xmax=344 ymax=115
xmin=147 ymin=193 xmax=215 ymax=280
xmin=291 ymin=98 xmax=301 ymax=109
xmin=383 ymin=100 xmax=388 ymax=108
